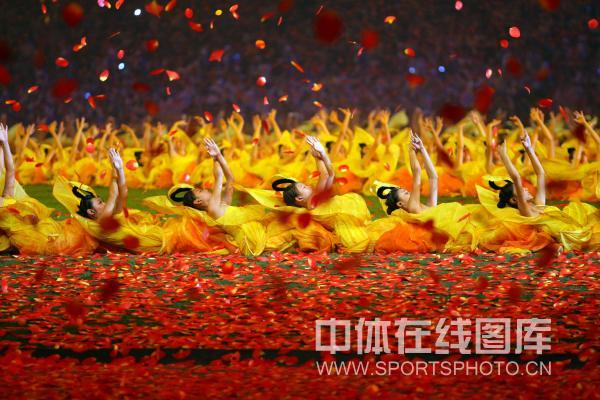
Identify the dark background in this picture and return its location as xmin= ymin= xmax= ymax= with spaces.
xmin=0 ymin=0 xmax=597 ymax=124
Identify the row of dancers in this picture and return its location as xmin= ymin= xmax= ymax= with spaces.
xmin=0 ymin=111 xmax=598 ymax=255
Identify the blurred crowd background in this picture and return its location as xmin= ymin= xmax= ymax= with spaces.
xmin=0 ymin=0 xmax=597 ymax=126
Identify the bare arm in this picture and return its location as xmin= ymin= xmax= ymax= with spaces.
xmin=205 ymin=137 xmax=234 ymax=205
xmin=0 ymin=124 xmax=15 ymax=198
xmin=530 ymin=108 xmax=556 ymax=159
xmin=307 ymin=136 xmax=334 ymax=193
xmin=497 ymin=140 xmax=534 ymax=217
xmin=520 ymin=130 xmax=545 ymax=206
xmin=108 ymin=148 xmax=128 ymax=214
xmin=98 ymin=179 xmax=119 ymax=220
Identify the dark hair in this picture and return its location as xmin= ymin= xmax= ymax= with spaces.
xmin=272 ymin=178 xmax=300 ymax=206
xmin=169 ymin=187 xmax=197 ymax=208
xmin=72 ymin=186 xmax=96 ymax=218
xmin=489 ymin=180 xmax=517 ymax=209
xmin=377 ymin=186 xmax=400 ymax=215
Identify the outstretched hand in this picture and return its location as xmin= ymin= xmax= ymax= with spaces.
xmin=409 ymin=130 xmax=423 ymax=152
xmin=203 ymin=137 xmax=221 ymax=159
xmin=0 ymin=123 xmax=8 ymax=142
xmin=520 ymin=129 xmax=533 ymax=150
xmin=108 ymin=148 xmax=123 ymax=172
xmin=306 ymin=135 xmax=326 ymax=157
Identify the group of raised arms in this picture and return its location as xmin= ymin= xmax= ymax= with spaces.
xmin=0 ymin=107 xmax=599 ymax=256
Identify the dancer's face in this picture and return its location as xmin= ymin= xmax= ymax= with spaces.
xmin=294 ymin=183 xmax=313 ymax=206
xmin=88 ymin=197 xmax=105 ymax=219
xmin=396 ymin=188 xmax=410 ymax=210
xmin=192 ymin=188 xmax=211 ymax=209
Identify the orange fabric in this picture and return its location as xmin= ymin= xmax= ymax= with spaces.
xmin=374 ymin=222 xmax=446 ymax=253
xmin=162 ymin=217 xmax=229 ymax=254
xmin=335 ymin=172 xmax=363 ymax=195
xmin=478 ymin=224 xmax=554 ymax=253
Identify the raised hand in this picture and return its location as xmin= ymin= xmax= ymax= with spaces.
xmin=0 ymin=123 xmax=8 ymax=143
xmin=520 ymin=129 xmax=533 ymax=150
xmin=573 ymin=111 xmax=589 ymax=126
xmin=410 ymin=130 xmax=423 ymax=151
xmin=203 ymin=137 xmax=221 ymax=159
xmin=108 ymin=148 xmax=123 ymax=172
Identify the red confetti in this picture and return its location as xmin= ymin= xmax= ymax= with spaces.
xmin=499 ymin=39 xmax=509 ymax=48
xmin=188 ymin=21 xmax=203 ymax=32
xmin=145 ymin=1 xmax=164 ymax=17
xmin=55 ymin=57 xmax=69 ymax=68
xmin=232 ymin=103 xmax=241 ymax=113
xmin=144 ymin=100 xmax=159 ymax=116
xmin=99 ymin=278 xmax=122 ymax=301
xmin=184 ymin=8 xmax=193 ymax=19
xmin=117 ymin=49 xmax=125 ymax=59
xmin=73 ymin=36 xmax=87 ymax=52
xmin=538 ymin=98 xmax=553 ymax=108
xmin=99 ymin=216 xmax=120 ymax=233
xmin=297 ymin=213 xmax=312 ymax=229
xmin=455 ymin=0 xmax=463 ymax=10
xmin=290 ymin=60 xmax=305 ymax=74
xmin=404 ymin=48 xmax=416 ymax=57
xmin=509 ymin=26 xmax=521 ymax=38
xmin=209 ymin=49 xmax=225 ymax=62
xmin=255 ymin=40 xmax=266 ymax=49
xmin=165 ymin=70 xmax=180 ymax=81
xmin=99 ymin=70 xmax=109 ymax=82
xmin=132 ymin=81 xmax=151 ymax=92
xmin=539 ymin=0 xmax=560 ymax=12
xmin=165 ymin=0 xmax=177 ymax=12
xmin=52 ymin=78 xmax=78 ymax=99
xmin=384 ymin=16 xmax=396 ymax=24
xmin=589 ymin=18 xmax=599 ymax=30
xmin=405 ymin=73 xmax=425 ymax=87
xmin=27 ymin=86 xmax=39 ymax=94
xmin=263 ymin=96 xmax=269 ymax=105
xmin=221 ymin=262 xmax=234 ymax=274
xmin=506 ymin=57 xmax=523 ymax=77
xmin=361 ymin=29 xmax=379 ymax=50
xmin=0 ymin=66 xmax=10 ymax=86
xmin=314 ymin=10 xmax=343 ymax=43
xmin=125 ymin=160 xmax=138 ymax=170
xmin=256 ymin=76 xmax=267 ymax=87
xmin=123 ymin=235 xmax=140 ymax=250
xmin=62 ymin=2 xmax=84 ymax=27
xmin=474 ymin=84 xmax=495 ymax=114
xmin=146 ymin=39 xmax=159 ymax=52
xmin=203 ymin=111 xmax=213 ymax=122
xmin=278 ymin=95 xmax=288 ymax=102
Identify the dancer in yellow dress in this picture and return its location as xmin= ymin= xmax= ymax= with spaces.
xmin=0 ymin=123 xmax=97 ymax=255
xmin=243 ymin=135 xmax=370 ymax=253
xmin=367 ymin=130 xmax=475 ymax=252
xmin=53 ymin=148 xmax=168 ymax=253
xmin=145 ymin=137 xmax=266 ymax=255
xmin=478 ymin=120 xmax=594 ymax=251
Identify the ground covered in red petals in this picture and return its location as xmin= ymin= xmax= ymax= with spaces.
xmin=1 ymin=251 xmax=598 ymax=398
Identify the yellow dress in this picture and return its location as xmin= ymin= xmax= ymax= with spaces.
xmin=143 ymin=186 xmax=267 ymax=256
xmin=241 ymin=186 xmax=370 ymax=253
xmin=53 ymin=176 xmax=164 ymax=253
xmin=366 ymin=181 xmax=475 ymax=253
xmin=476 ymin=185 xmax=594 ymax=251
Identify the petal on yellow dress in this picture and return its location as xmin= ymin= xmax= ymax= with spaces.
xmin=0 ymin=197 xmax=97 ymax=255
xmin=53 ymin=177 xmax=164 ymax=253
xmin=476 ymin=185 xmax=591 ymax=251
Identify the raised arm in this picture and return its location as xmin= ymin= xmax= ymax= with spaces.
xmin=415 ymin=131 xmax=438 ymax=207
xmin=530 ymin=108 xmax=556 ymax=159
xmin=520 ymin=129 xmax=545 ymax=206
xmin=108 ymin=148 xmax=128 ymax=214
xmin=407 ymin=130 xmax=423 ymax=212
xmin=204 ymin=137 xmax=234 ymax=205
xmin=0 ymin=124 xmax=15 ymax=198
xmin=497 ymin=140 xmax=533 ymax=217
xmin=306 ymin=136 xmax=334 ymax=193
